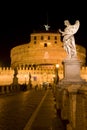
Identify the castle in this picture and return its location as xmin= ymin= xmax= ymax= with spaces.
xmin=0 ymin=28 xmax=87 ymax=88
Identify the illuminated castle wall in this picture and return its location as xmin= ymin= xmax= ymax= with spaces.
xmin=0 ymin=66 xmax=87 ymax=87
xmin=10 ymin=32 xmax=86 ymax=68
xmin=0 ymin=67 xmax=14 ymax=86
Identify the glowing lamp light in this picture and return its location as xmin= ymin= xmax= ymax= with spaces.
xmin=56 ymin=64 xmax=59 ymax=68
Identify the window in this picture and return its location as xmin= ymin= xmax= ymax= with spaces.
xmin=55 ymin=41 xmax=57 ymax=44
xmin=34 ymin=41 xmax=36 ymax=44
xmin=34 ymin=36 xmax=36 ymax=40
xmin=48 ymin=36 xmax=50 ymax=40
xmin=54 ymin=36 xmax=57 ymax=40
xmin=44 ymin=43 xmax=47 ymax=47
xmin=41 ymin=36 xmax=43 ymax=40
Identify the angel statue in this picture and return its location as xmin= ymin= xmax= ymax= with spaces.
xmin=59 ymin=20 xmax=80 ymax=59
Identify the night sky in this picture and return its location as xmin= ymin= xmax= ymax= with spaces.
xmin=0 ymin=1 xmax=87 ymax=66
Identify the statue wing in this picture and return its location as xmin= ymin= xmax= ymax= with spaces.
xmin=64 ymin=20 xmax=80 ymax=35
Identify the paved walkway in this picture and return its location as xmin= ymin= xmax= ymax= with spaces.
xmin=24 ymin=89 xmax=65 ymax=130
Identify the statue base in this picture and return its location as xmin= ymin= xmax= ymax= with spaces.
xmin=60 ymin=57 xmax=85 ymax=84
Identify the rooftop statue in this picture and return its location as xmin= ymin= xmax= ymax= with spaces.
xmin=59 ymin=20 xmax=80 ymax=59
xmin=44 ymin=24 xmax=50 ymax=31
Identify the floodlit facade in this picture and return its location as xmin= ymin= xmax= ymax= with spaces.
xmin=0 ymin=29 xmax=86 ymax=88
xmin=9 ymin=30 xmax=86 ymax=85
xmin=10 ymin=31 xmax=86 ymax=68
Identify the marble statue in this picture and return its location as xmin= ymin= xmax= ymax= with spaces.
xmin=59 ymin=20 xmax=80 ymax=59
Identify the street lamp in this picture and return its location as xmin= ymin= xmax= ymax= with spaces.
xmin=24 ymin=75 xmax=27 ymax=85
xmin=55 ymin=64 xmax=59 ymax=84
xmin=28 ymin=72 xmax=32 ymax=89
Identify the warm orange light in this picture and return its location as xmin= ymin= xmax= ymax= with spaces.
xmin=56 ymin=64 xmax=59 ymax=68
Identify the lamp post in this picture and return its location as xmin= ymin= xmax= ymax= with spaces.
xmin=24 ymin=75 xmax=27 ymax=85
xmin=28 ymin=72 xmax=32 ymax=89
xmin=55 ymin=64 xmax=59 ymax=84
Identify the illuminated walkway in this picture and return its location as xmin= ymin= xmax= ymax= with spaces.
xmin=24 ymin=89 xmax=65 ymax=130
xmin=0 ymin=89 xmax=65 ymax=130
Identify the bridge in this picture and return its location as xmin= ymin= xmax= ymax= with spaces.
xmin=0 ymin=88 xmax=65 ymax=130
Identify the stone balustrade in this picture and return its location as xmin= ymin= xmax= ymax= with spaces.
xmin=54 ymin=83 xmax=87 ymax=130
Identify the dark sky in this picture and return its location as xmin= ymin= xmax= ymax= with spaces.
xmin=0 ymin=1 xmax=87 ymax=66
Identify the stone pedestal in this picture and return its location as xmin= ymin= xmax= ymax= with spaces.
xmin=60 ymin=57 xmax=85 ymax=84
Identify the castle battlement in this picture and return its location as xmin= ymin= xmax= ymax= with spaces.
xmin=0 ymin=65 xmax=86 ymax=86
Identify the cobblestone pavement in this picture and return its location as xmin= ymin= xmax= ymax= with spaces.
xmin=0 ymin=89 xmax=65 ymax=130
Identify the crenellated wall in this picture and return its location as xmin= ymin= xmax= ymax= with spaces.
xmin=0 ymin=66 xmax=87 ymax=86
xmin=0 ymin=67 xmax=14 ymax=85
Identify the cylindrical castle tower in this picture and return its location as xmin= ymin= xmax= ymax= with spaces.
xmin=10 ymin=31 xmax=86 ymax=69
